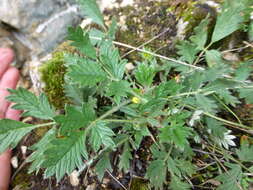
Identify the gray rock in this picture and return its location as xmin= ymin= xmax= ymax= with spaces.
xmin=0 ymin=0 xmax=81 ymax=55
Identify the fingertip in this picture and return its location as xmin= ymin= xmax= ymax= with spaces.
xmin=0 ymin=66 xmax=20 ymax=89
xmin=6 ymin=103 xmax=21 ymax=121
xmin=0 ymin=48 xmax=14 ymax=79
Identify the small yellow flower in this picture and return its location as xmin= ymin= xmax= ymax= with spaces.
xmin=132 ymin=97 xmax=141 ymax=104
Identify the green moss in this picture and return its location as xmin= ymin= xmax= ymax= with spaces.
xmin=130 ymin=177 xmax=150 ymax=190
xmin=40 ymin=51 xmax=68 ymax=109
xmin=12 ymin=170 xmax=32 ymax=189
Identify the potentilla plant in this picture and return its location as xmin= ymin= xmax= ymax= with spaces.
xmin=1 ymin=0 xmax=253 ymax=189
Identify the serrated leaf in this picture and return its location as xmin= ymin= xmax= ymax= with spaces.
xmin=89 ymin=121 xmax=115 ymax=152
xmin=42 ymin=131 xmax=88 ymax=181
xmin=203 ymin=64 xmax=232 ymax=82
xmin=167 ymin=157 xmax=182 ymax=177
xmin=211 ymin=0 xmax=249 ymax=43
xmin=238 ymin=88 xmax=253 ymax=104
xmin=195 ymin=94 xmax=218 ymax=113
xmin=89 ymin=28 xmax=105 ymax=45
xmin=67 ymin=26 xmax=96 ymax=58
xmin=106 ymin=80 xmax=131 ymax=104
xmin=190 ymin=16 xmax=210 ymax=50
xmin=135 ymin=63 xmax=156 ymax=87
xmin=139 ymin=98 xmax=166 ymax=116
xmin=78 ymin=0 xmax=104 ymax=27
xmin=64 ymin=83 xmax=83 ymax=105
xmin=100 ymin=41 xmax=126 ymax=80
xmin=236 ymin=143 xmax=253 ymax=162
xmin=146 ymin=159 xmax=167 ymax=190
xmin=170 ymin=175 xmax=191 ymax=190
xmin=216 ymin=89 xmax=240 ymax=107
xmin=54 ymin=103 xmax=95 ymax=135
xmin=154 ymin=80 xmax=183 ymax=98
xmin=118 ymin=142 xmax=132 ymax=173
xmin=27 ymin=128 xmax=56 ymax=174
xmin=235 ymin=62 xmax=252 ymax=81
xmin=184 ymin=71 xmax=204 ymax=91
xmin=206 ymin=118 xmax=227 ymax=139
xmin=7 ymin=88 xmax=55 ymax=120
xmin=159 ymin=123 xmax=191 ymax=150
xmin=107 ymin=17 xmax=117 ymax=40
xmin=175 ymin=159 xmax=196 ymax=177
xmin=216 ymin=163 xmax=243 ymax=190
xmin=176 ymin=41 xmax=199 ymax=64
xmin=0 ymin=119 xmax=36 ymax=153
xmin=67 ymin=58 xmax=107 ymax=87
xmin=205 ymin=50 xmax=224 ymax=67
xmin=95 ymin=153 xmax=112 ymax=181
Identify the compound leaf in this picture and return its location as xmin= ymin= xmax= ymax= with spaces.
xmin=206 ymin=117 xmax=227 ymax=139
xmin=236 ymin=143 xmax=253 ymax=162
xmin=235 ymin=62 xmax=252 ymax=81
xmin=238 ymin=88 xmax=253 ymax=104
xmin=135 ymin=63 xmax=156 ymax=87
xmin=67 ymin=58 xmax=107 ymax=87
xmin=7 ymin=88 xmax=55 ymax=120
xmin=159 ymin=123 xmax=191 ymax=150
xmin=176 ymin=41 xmax=198 ymax=64
xmin=89 ymin=121 xmax=115 ymax=152
xmin=78 ymin=0 xmax=104 ymax=27
xmin=190 ymin=16 xmax=210 ymax=50
xmin=54 ymin=103 xmax=95 ymax=135
xmin=42 ymin=131 xmax=88 ymax=181
xmin=170 ymin=175 xmax=191 ymax=190
xmin=146 ymin=159 xmax=167 ymax=190
xmin=205 ymin=50 xmax=224 ymax=68
xmin=106 ymin=80 xmax=131 ymax=104
xmin=216 ymin=163 xmax=243 ymax=190
xmin=27 ymin=128 xmax=56 ymax=174
xmin=118 ymin=142 xmax=132 ymax=173
xmin=68 ymin=26 xmax=96 ymax=58
xmin=0 ymin=119 xmax=36 ymax=153
xmin=211 ymin=0 xmax=249 ymax=43
xmin=195 ymin=94 xmax=218 ymax=113
xmin=95 ymin=152 xmax=112 ymax=181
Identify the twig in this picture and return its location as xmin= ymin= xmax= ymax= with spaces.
xmin=90 ymin=36 xmax=204 ymax=70
xmin=106 ymin=169 xmax=128 ymax=190
xmin=121 ymin=27 xmax=172 ymax=58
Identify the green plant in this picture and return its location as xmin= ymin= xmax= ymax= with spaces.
xmin=1 ymin=0 xmax=253 ymax=189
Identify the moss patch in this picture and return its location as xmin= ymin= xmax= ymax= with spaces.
xmin=39 ymin=51 xmax=68 ymax=109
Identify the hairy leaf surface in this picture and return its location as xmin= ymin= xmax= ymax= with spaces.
xmin=68 ymin=26 xmax=96 ymax=58
xmin=78 ymin=0 xmax=104 ymax=27
xmin=0 ymin=119 xmax=35 ymax=153
xmin=67 ymin=58 xmax=107 ymax=87
xmin=89 ymin=121 xmax=115 ymax=152
xmin=7 ymin=88 xmax=55 ymax=120
xmin=42 ymin=131 xmax=88 ymax=181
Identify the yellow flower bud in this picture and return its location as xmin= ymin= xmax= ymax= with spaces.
xmin=132 ymin=97 xmax=141 ymax=104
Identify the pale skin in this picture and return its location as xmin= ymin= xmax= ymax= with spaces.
xmin=0 ymin=48 xmax=21 ymax=190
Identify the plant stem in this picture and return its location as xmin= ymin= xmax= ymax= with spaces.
xmin=213 ymin=94 xmax=242 ymax=124
xmin=28 ymin=122 xmax=56 ymax=129
xmin=186 ymin=105 xmax=253 ymax=134
xmin=90 ymin=36 xmax=204 ymax=71
xmin=167 ymin=90 xmax=215 ymax=99
xmin=86 ymin=100 xmax=131 ymax=132
xmin=77 ymin=136 xmax=129 ymax=174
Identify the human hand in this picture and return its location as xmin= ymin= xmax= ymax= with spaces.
xmin=0 ymin=48 xmax=20 ymax=190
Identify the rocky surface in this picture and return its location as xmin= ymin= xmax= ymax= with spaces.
xmin=0 ymin=0 xmax=81 ymax=57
